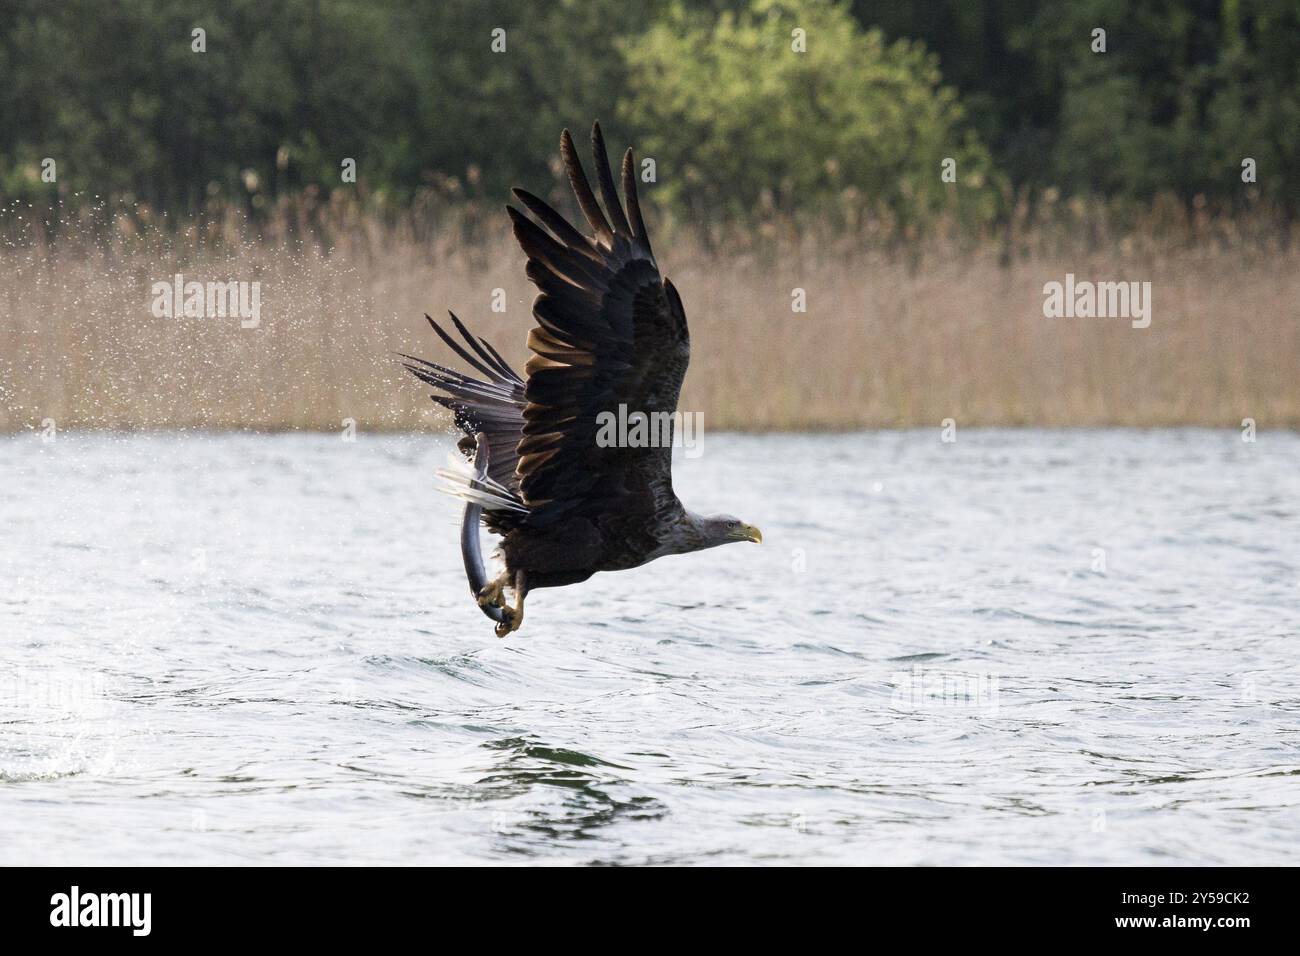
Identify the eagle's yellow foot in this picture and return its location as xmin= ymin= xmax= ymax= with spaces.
xmin=476 ymin=577 xmax=507 ymax=609
xmin=493 ymin=574 xmax=526 ymax=637
xmin=494 ymin=594 xmax=525 ymax=637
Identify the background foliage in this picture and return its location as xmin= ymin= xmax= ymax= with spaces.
xmin=0 ymin=0 xmax=1294 ymax=230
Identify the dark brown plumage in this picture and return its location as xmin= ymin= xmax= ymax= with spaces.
xmin=402 ymin=123 xmax=761 ymax=635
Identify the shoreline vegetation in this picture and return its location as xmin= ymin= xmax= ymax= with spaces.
xmin=3 ymin=197 xmax=1298 ymax=433
xmin=5 ymin=3 xmax=1297 ymax=433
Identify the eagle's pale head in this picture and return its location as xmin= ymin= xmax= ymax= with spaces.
xmin=680 ymin=512 xmax=763 ymax=553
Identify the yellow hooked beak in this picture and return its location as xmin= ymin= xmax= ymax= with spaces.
xmin=734 ymin=523 xmax=763 ymax=544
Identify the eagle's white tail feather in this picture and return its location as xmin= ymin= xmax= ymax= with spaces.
xmin=436 ymin=452 xmax=528 ymax=514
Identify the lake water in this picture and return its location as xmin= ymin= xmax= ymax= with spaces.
xmin=1 ymin=430 xmax=1297 ymax=865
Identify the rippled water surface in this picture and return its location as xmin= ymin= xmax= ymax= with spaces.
xmin=2 ymin=430 xmax=1298 ymax=865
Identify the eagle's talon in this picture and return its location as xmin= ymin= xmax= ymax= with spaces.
xmin=493 ymin=574 xmax=526 ymax=637
xmin=494 ymin=608 xmax=516 ymax=637
xmin=476 ymin=579 xmax=505 ymax=608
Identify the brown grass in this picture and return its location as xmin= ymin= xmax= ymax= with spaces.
xmin=2 ymin=199 xmax=1297 ymax=432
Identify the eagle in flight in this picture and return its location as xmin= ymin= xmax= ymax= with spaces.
xmin=403 ymin=123 xmax=762 ymax=636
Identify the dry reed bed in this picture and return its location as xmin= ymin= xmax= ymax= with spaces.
xmin=2 ymin=208 xmax=1297 ymax=432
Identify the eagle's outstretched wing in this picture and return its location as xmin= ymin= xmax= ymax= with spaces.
xmin=508 ymin=122 xmax=689 ymax=524
xmin=401 ymin=312 xmax=526 ymax=499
